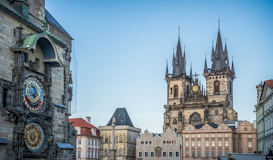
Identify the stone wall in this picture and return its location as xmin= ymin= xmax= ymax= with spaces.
xmin=28 ymin=0 xmax=45 ymax=21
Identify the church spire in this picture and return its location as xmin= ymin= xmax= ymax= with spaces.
xmin=165 ymin=59 xmax=169 ymax=79
xmin=204 ymin=53 xmax=208 ymax=73
xmin=172 ymin=26 xmax=184 ymax=77
xmin=231 ymin=56 xmax=235 ymax=73
xmin=211 ymin=18 xmax=226 ymax=71
xmin=183 ymin=45 xmax=186 ymax=65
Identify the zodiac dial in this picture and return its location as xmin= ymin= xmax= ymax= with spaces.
xmin=23 ymin=77 xmax=45 ymax=112
xmin=24 ymin=123 xmax=45 ymax=152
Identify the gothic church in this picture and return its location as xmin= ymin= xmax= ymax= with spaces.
xmin=163 ymin=20 xmax=237 ymax=133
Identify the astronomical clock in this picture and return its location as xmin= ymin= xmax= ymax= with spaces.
xmin=0 ymin=1 xmax=77 ymax=159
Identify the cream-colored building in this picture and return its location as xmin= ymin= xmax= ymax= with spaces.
xmin=234 ymin=121 xmax=257 ymax=153
xmin=99 ymin=108 xmax=141 ymax=160
xmin=69 ymin=117 xmax=101 ymax=160
xmin=182 ymin=123 xmax=234 ymax=160
xmin=136 ymin=128 xmax=182 ymax=160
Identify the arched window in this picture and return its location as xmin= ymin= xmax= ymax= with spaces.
xmin=189 ymin=112 xmax=202 ymax=126
xmin=214 ymin=81 xmax=220 ymax=93
xmin=171 ymin=88 xmax=173 ymax=94
xmin=173 ymin=118 xmax=177 ymax=124
xmin=105 ymin=136 xmax=108 ymax=143
xmin=174 ymin=85 xmax=178 ymax=97
xmin=174 ymin=128 xmax=177 ymax=132
xmin=119 ymin=135 xmax=122 ymax=143
xmin=119 ymin=148 xmax=123 ymax=156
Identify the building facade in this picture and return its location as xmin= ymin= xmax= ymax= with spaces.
xmin=163 ymin=20 xmax=237 ymax=134
xmin=256 ymin=79 xmax=273 ymax=153
xmin=69 ymin=117 xmax=101 ymax=160
xmin=99 ymin=108 xmax=141 ymax=160
xmin=255 ymin=82 xmax=265 ymax=153
xmin=0 ymin=0 xmax=76 ymax=159
xmin=136 ymin=128 xmax=182 ymax=160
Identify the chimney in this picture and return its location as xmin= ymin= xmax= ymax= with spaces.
xmin=86 ymin=117 xmax=91 ymax=123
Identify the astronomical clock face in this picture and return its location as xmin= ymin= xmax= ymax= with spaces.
xmin=23 ymin=77 xmax=45 ymax=112
xmin=193 ymin=85 xmax=198 ymax=92
xmin=24 ymin=123 xmax=45 ymax=152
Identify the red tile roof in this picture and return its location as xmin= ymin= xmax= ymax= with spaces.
xmin=265 ymin=79 xmax=273 ymax=88
xmin=69 ymin=118 xmax=100 ymax=137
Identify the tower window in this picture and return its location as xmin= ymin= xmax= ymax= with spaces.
xmin=171 ymin=88 xmax=172 ymax=94
xmin=173 ymin=118 xmax=177 ymax=124
xmin=229 ymin=82 xmax=232 ymax=94
xmin=174 ymin=85 xmax=178 ymax=97
xmin=214 ymin=81 xmax=220 ymax=93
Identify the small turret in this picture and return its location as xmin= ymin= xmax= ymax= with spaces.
xmin=165 ymin=60 xmax=169 ymax=79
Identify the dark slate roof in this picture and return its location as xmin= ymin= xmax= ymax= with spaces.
xmin=228 ymin=126 xmax=236 ymax=130
xmin=45 ymin=9 xmax=70 ymax=36
xmin=107 ymin=108 xmax=134 ymax=127
xmin=195 ymin=122 xmax=218 ymax=129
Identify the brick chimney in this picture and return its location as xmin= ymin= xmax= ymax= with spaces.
xmin=86 ymin=117 xmax=91 ymax=124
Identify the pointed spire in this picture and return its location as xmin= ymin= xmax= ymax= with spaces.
xmin=218 ymin=16 xmax=220 ymax=32
xmin=172 ymin=46 xmax=175 ymax=66
xmin=211 ymin=40 xmax=214 ymax=61
xmin=165 ymin=59 xmax=169 ymax=79
xmin=231 ymin=56 xmax=235 ymax=73
xmin=204 ymin=53 xmax=208 ymax=73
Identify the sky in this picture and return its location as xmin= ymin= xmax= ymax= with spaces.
xmin=46 ymin=0 xmax=273 ymax=133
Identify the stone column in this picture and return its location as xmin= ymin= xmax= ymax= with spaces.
xmin=109 ymin=117 xmax=116 ymax=160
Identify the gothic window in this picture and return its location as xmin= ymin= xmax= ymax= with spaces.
xmin=173 ymin=118 xmax=177 ymax=124
xmin=187 ymin=85 xmax=189 ymax=95
xmin=214 ymin=81 xmax=220 ymax=93
xmin=174 ymin=85 xmax=178 ymax=97
xmin=189 ymin=112 xmax=201 ymax=126
xmin=178 ymin=112 xmax=182 ymax=121
xmin=171 ymin=88 xmax=172 ymax=94
xmin=229 ymin=82 xmax=232 ymax=94
xmin=105 ymin=136 xmax=108 ymax=143
xmin=174 ymin=128 xmax=177 ymax=132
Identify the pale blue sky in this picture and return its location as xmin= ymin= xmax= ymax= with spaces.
xmin=46 ymin=0 xmax=273 ymax=133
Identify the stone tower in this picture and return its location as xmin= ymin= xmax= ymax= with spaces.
xmin=203 ymin=19 xmax=236 ymax=109
xmin=163 ymin=22 xmax=237 ymax=134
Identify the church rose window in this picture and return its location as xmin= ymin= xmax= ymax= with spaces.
xmin=174 ymin=85 xmax=178 ymax=97
xmin=214 ymin=81 xmax=220 ymax=93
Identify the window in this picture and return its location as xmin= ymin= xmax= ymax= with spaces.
xmin=192 ymin=134 xmax=195 ymax=138
xmin=23 ymin=52 xmax=28 ymax=63
xmin=212 ymin=141 xmax=215 ymax=147
xmin=225 ymin=151 xmax=228 ymax=156
xmin=197 ymin=141 xmax=201 ymax=147
xmin=104 ymin=149 xmax=108 ymax=156
xmin=163 ymin=152 xmax=167 ymax=157
xmin=188 ymin=127 xmax=191 ymax=131
xmin=205 ymin=134 xmax=209 ymax=137
xmin=144 ymin=152 xmax=148 ymax=157
xmin=192 ymin=151 xmax=195 ymax=158
xmin=173 ymin=118 xmax=177 ymax=124
xmin=35 ymin=58 xmax=40 ymax=68
xmin=151 ymin=152 xmax=154 ymax=157
xmin=186 ymin=151 xmax=189 ymax=157
xmin=205 ymin=151 xmax=209 ymax=157
xmin=119 ymin=148 xmax=123 ymax=156
xmin=105 ymin=137 xmax=108 ymax=143
xmin=238 ymin=134 xmax=242 ymax=138
xmin=238 ymin=142 xmax=242 ymax=148
xmin=212 ymin=151 xmax=215 ymax=157
xmin=224 ymin=133 xmax=228 ymax=137
xmin=189 ymin=112 xmax=202 ymax=126
xmin=186 ymin=134 xmax=189 ymax=138
xmin=197 ymin=151 xmax=201 ymax=157
xmin=205 ymin=127 xmax=208 ymax=130
xmin=218 ymin=141 xmax=222 ymax=147
xmin=218 ymin=151 xmax=222 ymax=156
xmin=244 ymin=127 xmax=248 ymax=131
xmin=169 ymin=152 xmax=173 ymax=157
xmin=119 ymin=135 xmax=122 ymax=142
xmin=225 ymin=141 xmax=228 ymax=146
xmin=186 ymin=141 xmax=189 ymax=147
xmin=214 ymin=81 xmax=220 ymax=93
xmin=92 ymin=139 xmax=94 ymax=145
xmin=211 ymin=134 xmax=215 ymax=137
xmin=197 ymin=134 xmax=201 ymax=138
xmin=78 ymin=139 xmax=81 ymax=144
xmin=218 ymin=133 xmax=222 ymax=137
xmin=176 ymin=152 xmax=179 ymax=157
xmin=174 ymin=85 xmax=178 ymax=97
xmin=192 ymin=141 xmax=195 ymax=147
xmin=138 ymin=152 xmax=142 ymax=157
xmin=78 ymin=151 xmax=81 ymax=158
xmin=248 ymin=142 xmax=252 ymax=147
xmin=248 ymin=134 xmax=252 ymax=138
xmin=206 ymin=141 xmax=209 ymax=147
